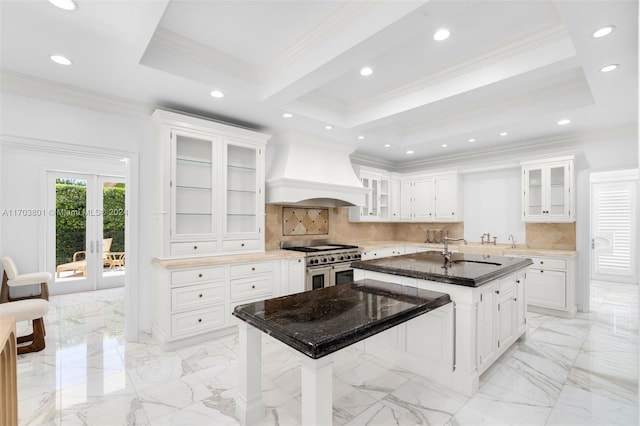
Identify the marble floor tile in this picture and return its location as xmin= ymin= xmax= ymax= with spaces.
xmin=12 ymin=283 xmax=639 ymax=426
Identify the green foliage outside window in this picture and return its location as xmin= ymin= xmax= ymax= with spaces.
xmin=56 ymin=182 xmax=125 ymax=266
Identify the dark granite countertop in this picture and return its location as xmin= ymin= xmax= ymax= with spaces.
xmin=232 ymin=279 xmax=451 ymax=359
xmin=351 ymin=252 xmax=533 ymax=287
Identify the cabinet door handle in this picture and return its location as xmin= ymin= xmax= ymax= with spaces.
xmin=540 ymin=261 xmax=544 ymax=265
xmin=198 ymin=318 xmax=202 ymax=323
xmin=241 ymin=243 xmax=245 ymax=247
xmin=198 ymin=294 xmax=203 ymax=298
xmin=193 ymin=245 xmax=198 ymax=250
xmin=251 ymin=285 xmax=255 ymax=289
xmin=251 ymin=267 xmax=255 ymax=271
xmin=495 ymin=290 xmax=500 ymax=294
xmin=513 ymin=298 xmax=517 ymax=302
xmin=198 ymin=273 xmax=203 ymax=278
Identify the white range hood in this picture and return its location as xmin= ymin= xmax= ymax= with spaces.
xmin=265 ymin=131 xmax=367 ymax=207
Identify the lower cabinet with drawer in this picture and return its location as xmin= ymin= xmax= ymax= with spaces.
xmin=526 ymin=255 xmax=577 ymax=318
xmin=153 ymin=257 xmax=299 ymax=351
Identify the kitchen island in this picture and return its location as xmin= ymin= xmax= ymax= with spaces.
xmin=351 ymin=251 xmax=533 ymax=396
xmin=232 ymin=279 xmax=452 ymax=425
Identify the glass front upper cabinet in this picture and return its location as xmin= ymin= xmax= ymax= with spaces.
xmin=522 ymin=158 xmax=574 ymax=222
xmin=172 ymin=132 xmax=216 ymax=238
xmin=225 ymin=141 xmax=261 ymax=236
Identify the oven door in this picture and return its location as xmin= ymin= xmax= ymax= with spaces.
xmin=331 ymin=262 xmax=354 ymax=286
xmin=306 ymin=265 xmax=331 ymax=291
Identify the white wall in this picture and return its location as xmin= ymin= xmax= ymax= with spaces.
xmin=0 ymin=92 xmax=155 ymax=335
xmin=462 ymin=168 xmax=524 ymax=245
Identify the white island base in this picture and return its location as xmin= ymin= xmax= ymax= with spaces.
xmin=354 ymin=268 xmax=528 ymax=397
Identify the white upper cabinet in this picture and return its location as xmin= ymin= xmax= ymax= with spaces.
xmin=521 ymin=156 xmax=575 ymax=222
xmin=153 ymin=110 xmax=269 ymax=258
xmin=400 ymin=173 xmax=462 ymax=222
xmin=349 ymin=167 xmax=390 ymax=221
xmin=389 ymin=176 xmax=402 ymax=221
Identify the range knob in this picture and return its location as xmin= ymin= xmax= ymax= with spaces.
xmin=322 ymin=258 xmax=327 ymax=263
xmin=330 ymin=257 xmax=335 ymax=262
xmin=346 ymin=255 xmax=351 ymax=259
xmin=339 ymin=256 xmax=344 ymax=260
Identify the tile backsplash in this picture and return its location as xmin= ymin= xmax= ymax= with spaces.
xmin=266 ymin=205 xmax=577 ymax=251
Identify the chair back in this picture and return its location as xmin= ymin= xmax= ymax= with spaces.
xmin=102 ymin=238 xmax=113 ymax=259
xmin=0 ymin=257 xmax=19 ymax=279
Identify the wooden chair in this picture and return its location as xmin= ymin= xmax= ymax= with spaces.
xmin=0 ymin=299 xmax=49 ymax=354
xmin=55 ymin=238 xmax=113 ymax=278
xmin=0 ymin=257 xmax=51 ymax=304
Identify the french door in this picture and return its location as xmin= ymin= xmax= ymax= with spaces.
xmin=46 ymin=171 xmax=126 ymax=295
xmin=590 ymin=169 xmax=638 ymax=284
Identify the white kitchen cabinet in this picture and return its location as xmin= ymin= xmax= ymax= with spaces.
xmin=400 ymin=173 xmax=462 ymax=222
xmin=389 ymin=176 xmax=402 ymax=221
xmin=349 ymin=167 xmax=390 ymax=221
xmin=521 ymin=156 xmax=575 ymax=222
xmin=153 ymin=109 xmax=269 ymax=258
xmin=526 ymin=255 xmax=577 ymax=317
xmin=434 ymin=173 xmax=463 ymax=221
xmin=154 ymin=257 xmax=292 ymax=350
xmin=361 ymin=246 xmax=405 ymax=260
xmin=476 ymin=282 xmax=497 ymax=370
xmin=281 ymin=258 xmax=305 ymax=296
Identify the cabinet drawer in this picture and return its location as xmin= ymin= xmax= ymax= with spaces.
xmin=171 ymin=282 xmax=225 ymax=311
xmin=530 ymin=257 xmax=566 ymax=270
xmin=170 ymin=241 xmax=217 ymax=256
xmin=229 ymin=261 xmax=273 ymax=278
xmin=171 ymin=266 xmax=225 ymax=285
xmin=527 ymin=269 xmax=566 ymax=309
xmin=230 ymin=275 xmax=273 ymax=302
xmin=171 ymin=305 xmax=226 ymax=337
xmin=222 ymin=239 xmax=260 ymax=252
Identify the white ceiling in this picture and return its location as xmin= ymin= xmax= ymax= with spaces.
xmin=0 ymin=0 xmax=637 ymax=166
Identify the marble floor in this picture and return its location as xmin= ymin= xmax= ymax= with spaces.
xmin=14 ymin=281 xmax=639 ymax=425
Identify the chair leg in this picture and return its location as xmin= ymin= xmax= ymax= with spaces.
xmin=17 ymin=317 xmax=46 ymax=355
xmin=40 ymin=282 xmax=49 ymax=301
xmin=1 ymin=271 xmax=9 ymax=303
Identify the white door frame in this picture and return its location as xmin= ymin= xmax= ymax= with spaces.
xmin=9 ymin=136 xmax=142 ymax=343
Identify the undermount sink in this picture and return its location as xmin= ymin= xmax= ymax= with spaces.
xmin=449 ymin=259 xmax=502 ymax=266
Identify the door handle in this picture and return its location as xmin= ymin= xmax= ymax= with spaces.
xmin=90 ymin=240 xmax=94 ymax=253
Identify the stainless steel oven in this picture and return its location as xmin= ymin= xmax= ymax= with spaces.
xmin=282 ymin=240 xmax=361 ymax=291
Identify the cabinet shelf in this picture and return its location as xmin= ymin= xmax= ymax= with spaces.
xmin=227 ymin=189 xmax=256 ymax=194
xmin=176 ymin=185 xmax=212 ymax=191
xmin=177 ymin=157 xmax=212 ymax=166
xmin=228 ymin=164 xmax=256 ymax=172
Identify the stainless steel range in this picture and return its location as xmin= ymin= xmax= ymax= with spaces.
xmin=282 ymin=240 xmax=361 ymax=291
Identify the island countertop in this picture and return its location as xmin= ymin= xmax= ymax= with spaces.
xmin=351 ymin=252 xmax=533 ymax=287
xmin=232 ymin=279 xmax=451 ymax=359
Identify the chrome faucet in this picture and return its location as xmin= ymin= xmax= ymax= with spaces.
xmin=508 ymin=234 xmax=516 ymax=249
xmin=443 ymin=237 xmax=467 ymax=267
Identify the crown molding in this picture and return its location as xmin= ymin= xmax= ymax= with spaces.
xmin=0 ymin=70 xmax=151 ymax=118
xmin=262 ymin=1 xmax=379 ymax=80
xmin=0 ymin=133 xmax=137 ymax=160
xmin=148 ymin=28 xmax=260 ymax=84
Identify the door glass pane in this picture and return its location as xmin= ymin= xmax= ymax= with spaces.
xmin=372 ymin=180 xmax=379 ymax=214
xmin=548 ymin=166 xmax=566 ymax=215
xmin=175 ymin=135 xmax=213 ymax=235
xmin=361 ymin=177 xmax=370 ymax=216
xmin=527 ymin=169 xmax=542 ymax=216
xmin=102 ymin=181 xmax=126 ymax=279
xmin=55 ymin=178 xmax=87 ymax=281
xmin=227 ymin=145 xmax=256 ymax=233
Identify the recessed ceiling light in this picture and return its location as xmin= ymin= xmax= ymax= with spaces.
xmin=441 ymin=144 xmax=448 ymax=148
xmin=325 ymin=125 xmax=333 ymax=130
xmin=499 ymin=132 xmax=508 ymax=136
xmin=357 ymin=135 xmax=365 ymax=140
xmin=50 ymin=55 xmax=72 ymax=66
xmin=468 ymin=138 xmax=476 ymax=142
xmin=600 ymin=64 xmax=618 ymax=73
xmin=406 ymin=150 xmax=414 ymax=155
xmin=49 ymin=0 xmax=77 ymax=10
xmin=593 ymin=25 xmax=615 ymax=38
xmin=384 ymin=144 xmax=391 ymax=148
xmin=433 ymin=28 xmax=450 ymax=41
xmin=557 ymin=119 xmax=571 ymax=125
xmin=282 ymin=113 xmax=293 ymax=118
xmin=210 ymin=90 xmax=224 ymax=98
xmin=360 ymin=67 xmax=373 ymax=76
